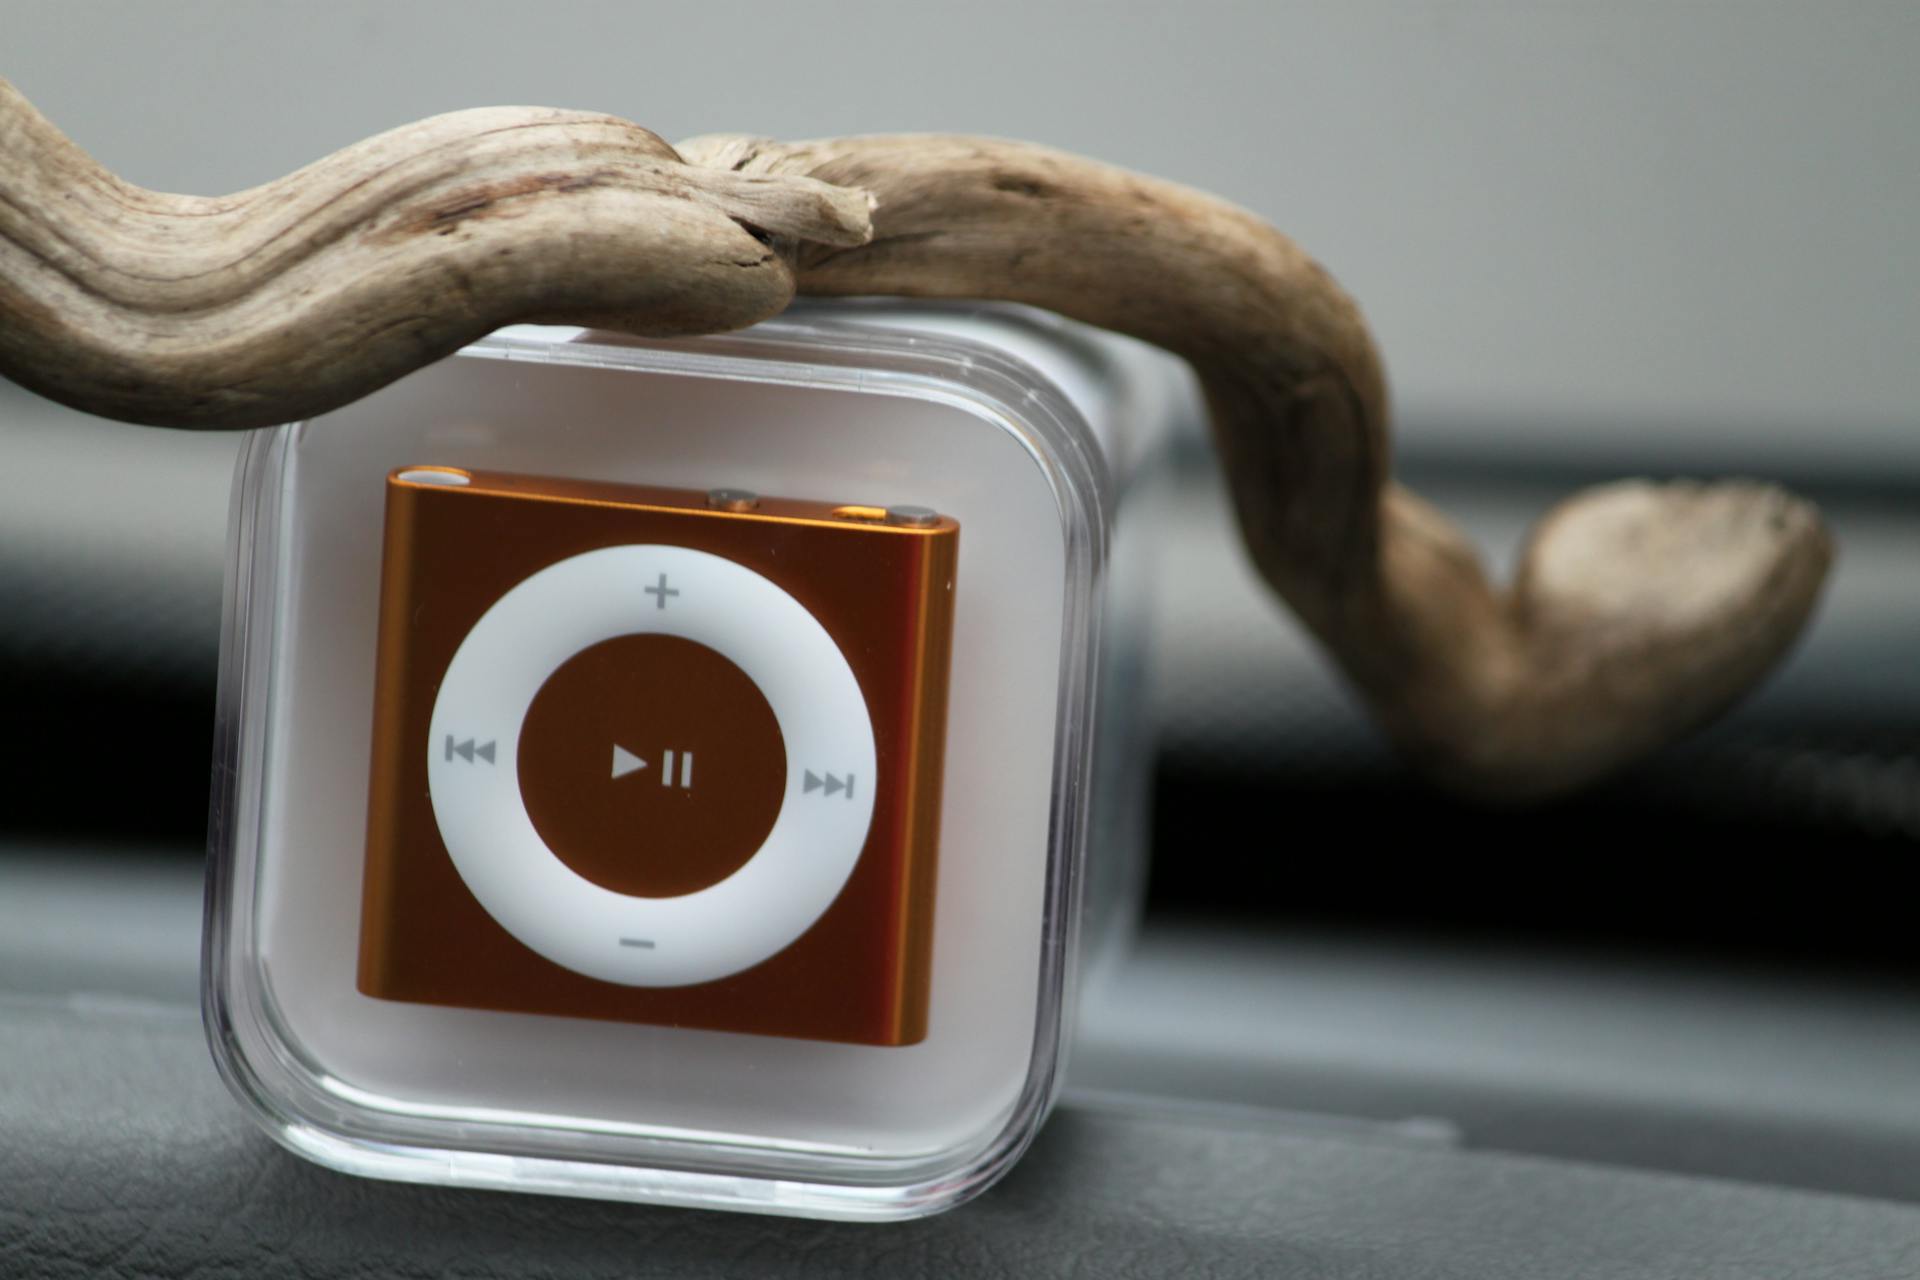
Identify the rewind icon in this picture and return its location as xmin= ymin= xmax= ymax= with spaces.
xmin=445 ymin=735 xmax=496 ymax=765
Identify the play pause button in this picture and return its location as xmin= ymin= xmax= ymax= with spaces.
xmin=518 ymin=633 xmax=786 ymax=898
xmin=610 ymin=745 xmax=694 ymax=787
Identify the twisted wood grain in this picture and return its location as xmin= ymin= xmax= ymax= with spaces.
xmin=0 ymin=79 xmax=872 ymax=429
xmin=0 ymin=80 xmax=1832 ymax=798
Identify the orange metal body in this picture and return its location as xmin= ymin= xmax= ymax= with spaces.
xmin=358 ymin=467 xmax=958 ymax=1046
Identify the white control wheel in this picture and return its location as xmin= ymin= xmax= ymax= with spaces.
xmin=427 ymin=545 xmax=877 ymax=987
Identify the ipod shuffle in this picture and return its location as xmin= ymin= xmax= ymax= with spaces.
xmin=360 ymin=471 xmax=956 ymax=1045
xmin=204 ymin=306 xmax=1181 ymax=1219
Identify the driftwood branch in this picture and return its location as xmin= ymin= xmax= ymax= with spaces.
xmin=0 ymin=79 xmax=1832 ymax=799
xmin=0 ymin=80 xmax=872 ymax=429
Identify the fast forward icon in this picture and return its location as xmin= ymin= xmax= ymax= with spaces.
xmin=803 ymin=769 xmax=854 ymax=799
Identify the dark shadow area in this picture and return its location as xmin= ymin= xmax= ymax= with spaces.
xmin=1150 ymin=722 xmax=1920 ymax=984
xmin=2 ymin=668 xmax=215 ymax=847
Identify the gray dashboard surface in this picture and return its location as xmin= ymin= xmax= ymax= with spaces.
xmin=6 ymin=851 xmax=1920 ymax=1279
xmin=14 ymin=851 xmax=1920 ymax=1205
xmin=7 ymin=993 xmax=1920 ymax=1280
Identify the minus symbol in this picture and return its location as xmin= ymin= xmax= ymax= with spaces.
xmin=619 ymin=938 xmax=656 ymax=949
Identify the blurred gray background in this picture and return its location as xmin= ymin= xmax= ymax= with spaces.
xmin=3 ymin=0 xmax=1916 ymax=871
xmin=7 ymin=0 xmax=1918 ymax=468
xmin=7 ymin=0 xmax=1920 ymax=1226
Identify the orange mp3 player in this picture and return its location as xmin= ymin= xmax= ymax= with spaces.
xmin=356 ymin=466 xmax=959 ymax=1046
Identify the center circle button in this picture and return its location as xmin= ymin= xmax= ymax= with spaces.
xmin=428 ymin=544 xmax=877 ymax=988
xmin=517 ymin=635 xmax=786 ymax=899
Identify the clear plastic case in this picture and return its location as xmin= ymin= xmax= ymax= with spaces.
xmin=203 ymin=302 xmax=1186 ymax=1219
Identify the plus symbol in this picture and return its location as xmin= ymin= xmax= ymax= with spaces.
xmin=643 ymin=572 xmax=680 ymax=610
